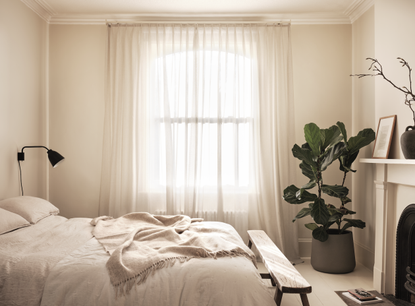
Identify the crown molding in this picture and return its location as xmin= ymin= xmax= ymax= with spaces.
xmin=344 ymin=0 xmax=375 ymax=23
xmin=48 ymin=14 xmax=352 ymax=25
xmin=36 ymin=0 xmax=57 ymax=16
xmin=21 ymin=0 xmax=353 ymax=25
xmin=21 ymin=0 xmax=51 ymax=22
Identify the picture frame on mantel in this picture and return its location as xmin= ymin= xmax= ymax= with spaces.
xmin=372 ymin=115 xmax=396 ymax=159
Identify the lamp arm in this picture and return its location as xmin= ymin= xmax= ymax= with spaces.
xmin=20 ymin=145 xmax=50 ymax=152
xmin=18 ymin=146 xmax=50 ymax=161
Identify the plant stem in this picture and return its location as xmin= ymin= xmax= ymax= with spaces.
xmin=317 ymin=157 xmax=322 ymax=198
xmin=341 ymin=171 xmax=347 ymax=187
xmin=338 ymin=170 xmax=347 ymax=231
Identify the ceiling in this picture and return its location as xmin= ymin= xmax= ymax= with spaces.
xmin=21 ymin=0 xmax=374 ymax=25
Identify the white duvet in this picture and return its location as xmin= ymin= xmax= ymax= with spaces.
xmin=1 ymin=215 xmax=275 ymax=306
xmin=0 ymin=216 xmax=93 ymax=306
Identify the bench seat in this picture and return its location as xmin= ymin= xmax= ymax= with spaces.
xmin=248 ymin=230 xmax=312 ymax=306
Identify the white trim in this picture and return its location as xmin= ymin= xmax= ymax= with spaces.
xmin=20 ymin=0 xmax=51 ymax=23
xmin=44 ymin=23 xmax=50 ymax=200
xmin=346 ymin=0 xmax=375 ymax=24
xmin=360 ymin=158 xmax=415 ymax=165
xmin=49 ymin=17 xmax=107 ymax=25
xmin=298 ymin=237 xmax=312 ymax=258
xmin=21 ymin=1 xmax=355 ymax=25
xmin=354 ymin=240 xmax=374 ymax=254
xmin=344 ymin=0 xmax=366 ymax=16
xmin=354 ymin=241 xmax=375 ymax=271
xmin=49 ymin=14 xmax=352 ymax=25
xmin=361 ymin=161 xmax=415 ymax=294
xmin=36 ymin=0 xmax=57 ymax=16
xmin=290 ymin=18 xmax=350 ymax=25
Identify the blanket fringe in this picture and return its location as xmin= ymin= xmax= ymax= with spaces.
xmin=112 ymin=250 xmax=255 ymax=297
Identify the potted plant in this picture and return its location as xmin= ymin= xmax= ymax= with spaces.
xmin=353 ymin=57 xmax=415 ymax=158
xmin=283 ymin=121 xmax=375 ymax=273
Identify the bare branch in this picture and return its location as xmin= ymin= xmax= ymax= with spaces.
xmin=398 ymin=57 xmax=413 ymax=93
xmin=352 ymin=57 xmax=415 ymax=126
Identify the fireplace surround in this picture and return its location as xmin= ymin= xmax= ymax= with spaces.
xmin=360 ymin=158 xmax=415 ymax=294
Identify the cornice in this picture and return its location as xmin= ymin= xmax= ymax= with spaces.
xmin=48 ymin=14 xmax=352 ymax=25
xmin=21 ymin=0 xmax=51 ymax=22
xmin=21 ymin=0 xmax=365 ymax=25
xmin=344 ymin=0 xmax=375 ymax=23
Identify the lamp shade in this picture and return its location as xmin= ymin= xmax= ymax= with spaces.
xmin=47 ymin=149 xmax=65 ymax=167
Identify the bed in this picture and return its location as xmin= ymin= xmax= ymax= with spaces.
xmin=0 ymin=196 xmax=276 ymax=306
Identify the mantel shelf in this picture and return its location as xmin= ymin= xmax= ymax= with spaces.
xmin=360 ymin=158 xmax=415 ymax=165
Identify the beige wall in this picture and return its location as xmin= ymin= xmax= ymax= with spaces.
xmin=49 ymin=25 xmax=106 ymax=218
xmin=0 ymin=0 xmax=48 ymax=199
xmin=292 ymin=25 xmax=352 ymax=132
xmin=351 ymin=6 xmax=376 ymax=269
xmin=291 ymin=24 xmax=353 ymax=257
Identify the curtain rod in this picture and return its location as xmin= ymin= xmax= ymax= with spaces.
xmin=106 ymin=21 xmax=291 ymax=27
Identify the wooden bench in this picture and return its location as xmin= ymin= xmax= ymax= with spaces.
xmin=247 ymin=230 xmax=312 ymax=306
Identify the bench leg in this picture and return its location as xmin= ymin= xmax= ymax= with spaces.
xmin=274 ymin=290 xmax=310 ymax=306
xmin=300 ymin=293 xmax=310 ymax=306
xmin=260 ymin=273 xmax=276 ymax=286
xmin=274 ymin=288 xmax=283 ymax=306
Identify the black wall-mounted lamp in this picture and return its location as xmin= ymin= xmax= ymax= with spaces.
xmin=17 ymin=146 xmax=65 ymax=196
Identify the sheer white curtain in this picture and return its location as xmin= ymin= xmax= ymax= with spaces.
xmin=99 ymin=23 xmax=300 ymax=262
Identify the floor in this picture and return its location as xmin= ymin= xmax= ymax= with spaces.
xmin=258 ymin=258 xmax=374 ymax=306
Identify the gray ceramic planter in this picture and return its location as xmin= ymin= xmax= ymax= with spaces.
xmin=310 ymin=229 xmax=356 ymax=274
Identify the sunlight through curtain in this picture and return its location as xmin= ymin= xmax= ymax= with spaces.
xmin=99 ymin=23 xmax=300 ymax=262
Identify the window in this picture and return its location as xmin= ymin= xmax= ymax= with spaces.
xmin=149 ymin=50 xmax=253 ymax=190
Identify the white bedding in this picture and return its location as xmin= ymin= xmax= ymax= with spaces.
xmin=0 ymin=215 xmax=93 ymax=306
xmin=1 ymin=215 xmax=275 ymax=306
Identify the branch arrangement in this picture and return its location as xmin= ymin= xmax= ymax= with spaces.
xmin=352 ymin=57 xmax=415 ymax=126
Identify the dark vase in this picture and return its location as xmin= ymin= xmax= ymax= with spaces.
xmin=310 ymin=229 xmax=356 ymax=274
xmin=400 ymin=126 xmax=415 ymax=159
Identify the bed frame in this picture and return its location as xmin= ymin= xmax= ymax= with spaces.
xmin=248 ymin=230 xmax=312 ymax=306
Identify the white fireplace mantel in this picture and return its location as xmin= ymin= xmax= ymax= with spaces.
xmin=360 ymin=158 xmax=415 ymax=294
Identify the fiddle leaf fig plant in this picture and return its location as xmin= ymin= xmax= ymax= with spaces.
xmin=283 ymin=122 xmax=375 ymax=242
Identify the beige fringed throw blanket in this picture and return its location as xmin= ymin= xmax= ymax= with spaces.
xmin=91 ymin=213 xmax=256 ymax=295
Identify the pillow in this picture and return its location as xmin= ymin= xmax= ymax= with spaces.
xmin=0 ymin=196 xmax=60 ymax=224
xmin=0 ymin=208 xmax=30 ymax=234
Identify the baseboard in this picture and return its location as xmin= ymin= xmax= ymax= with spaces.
xmin=354 ymin=241 xmax=374 ymax=271
xmin=298 ymin=238 xmax=312 ymax=258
